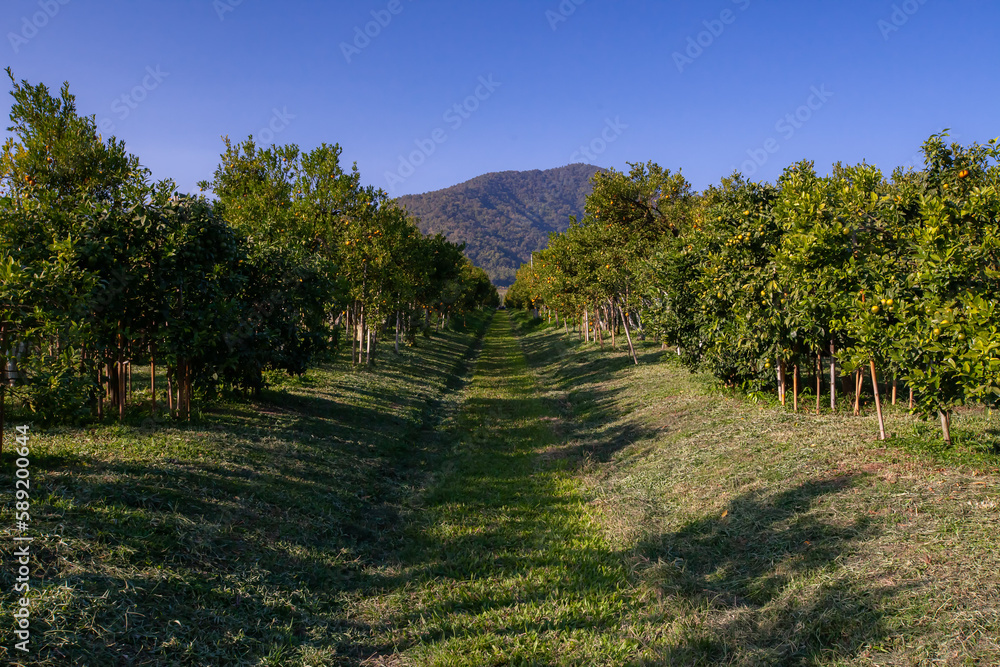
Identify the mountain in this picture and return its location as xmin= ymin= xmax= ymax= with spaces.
xmin=396 ymin=163 xmax=602 ymax=287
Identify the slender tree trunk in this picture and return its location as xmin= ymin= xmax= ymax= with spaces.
xmin=871 ymin=360 xmax=886 ymax=440
xmin=892 ymin=377 xmax=898 ymax=405
xmin=854 ymin=369 xmax=864 ymax=416
xmin=349 ymin=308 xmax=356 ymax=365
xmin=939 ymin=410 xmax=952 ymax=446
xmin=615 ymin=301 xmax=638 ymax=365
xmin=778 ymin=358 xmax=786 ymax=406
xmin=909 ymin=387 xmax=914 ymax=410
xmin=816 ymin=353 xmax=822 ymax=415
xmin=167 ymin=367 xmax=174 ymax=418
xmin=150 ymin=347 xmax=156 ymax=416
xmin=610 ymin=308 xmax=617 ymax=349
xmin=793 ymin=363 xmax=799 ymax=412
xmin=829 ymin=341 xmax=837 ymax=411
xmin=365 ymin=325 xmax=371 ymax=365
xmin=98 ymin=362 xmax=105 ymax=420
xmin=395 ymin=311 xmax=400 ymax=354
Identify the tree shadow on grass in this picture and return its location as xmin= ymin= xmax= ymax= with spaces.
xmin=634 ymin=475 xmax=909 ymax=665
xmin=515 ymin=325 xmax=664 ymax=464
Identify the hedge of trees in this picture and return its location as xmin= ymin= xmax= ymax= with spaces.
xmin=0 ymin=72 xmax=497 ymax=425
xmin=508 ymin=135 xmax=1000 ymax=444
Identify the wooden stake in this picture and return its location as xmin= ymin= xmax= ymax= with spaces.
xmin=892 ymin=377 xmax=898 ymax=405
xmin=909 ymin=387 xmax=914 ymax=410
xmin=870 ymin=360 xmax=886 ymax=440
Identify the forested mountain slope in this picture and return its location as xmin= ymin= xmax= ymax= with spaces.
xmin=397 ymin=163 xmax=602 ymax=286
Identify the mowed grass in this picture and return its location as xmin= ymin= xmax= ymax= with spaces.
xmin=516 ymin=312 xmax=1000 ymax=665
xmin=352 ymin=312 xmax=651 ymax=665
xmin=0 ymin=316 xmax=489 ymax=666
xmin=4 ymin=308 xmax=999 ymax=665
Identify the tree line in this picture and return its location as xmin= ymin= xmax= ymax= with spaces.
xmin=0 ymin=72 xmax=498 ymax=425
xmin=507 ymin=134 xmax=1000 ymax=444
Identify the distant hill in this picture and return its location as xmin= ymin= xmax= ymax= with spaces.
xmin=397 ymin=163 xmax=602 ymax=286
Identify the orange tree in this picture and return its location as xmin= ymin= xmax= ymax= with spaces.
xmin=886 ymin=134 xmax=1000 ymax=442
xmin=688 ymin=174 xmax=784 ymax=392
xmin=582 ymin=162 xmax=694 ymax=362
xmin=204 ymin=137 xmax=339 ymax=389
xmin=0 ymin=70 xmax=156 ymax=420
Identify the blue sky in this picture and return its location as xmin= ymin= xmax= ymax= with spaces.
xmin=2 ymin=0 xmax=998 ymax=197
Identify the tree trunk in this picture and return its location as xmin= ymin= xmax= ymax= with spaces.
xmin=793 ymin=363 xmax=799 ymax=412
xmin=349 ymin=308 xmax=356 ymax=365
xmin=939 ymin=410 xmax=952 ymax=446
xmin=395 ymin=311 xmax=400 ymax=354
xmin=610 ymin=308 xmax=617 ymax=350
xmin=816 ymin=353 xmax=821 ymax=415
xmin=870 ymin=360 xmax=886 ymax=440
xmin=150 ymin=347 xmax=156 ymax=416
xmin=615 ymin=301 xmax=638 ymax=365
xmin=778 ymin=358 xmax=786 ymax=406
xmin=854 ymin=369 xmax=864 ymax=416
xmin=829 ymin=341 xmax=837 ymax=411
xmin=365 ymin=325 xmax=372 ymax=365
xmin=167 ymin=367 xmax=174 ymax=418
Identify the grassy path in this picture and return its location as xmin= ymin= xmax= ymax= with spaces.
xmin=363 ymin=311 xmax=643 ymax=665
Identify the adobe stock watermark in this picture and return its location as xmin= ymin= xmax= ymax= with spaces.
xmin=546 ymin=0 xmax=586 ymax=31
xmin=384 ymin=75 xmax=501 ymax=191
xmin=569 ymin=117 xmax=628 ymax=164
xmin=878 ymin=0 xmax=929 ymax=40
xmin=673 ymin=0 xmax=751 ymax=74
xmin=255 ymin=107 xmax=294 ymax=145
xmin=213 ymin=0 xmax=244 ymax=21
xmin=97 ymin=66 xmax=169 ymax=137
xmin=341 ymin=0 xmax=415 ymax=63
xmin=735 ymin=85 xmax=834 ymax=177
xmin=8 ymin=0 xmax=71 ymax=54
xmin=12 ymin=425 xmax=33 ymax=654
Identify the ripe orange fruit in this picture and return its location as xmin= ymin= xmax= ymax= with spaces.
xmin=959 ymin=169 xmax=969 ymax=179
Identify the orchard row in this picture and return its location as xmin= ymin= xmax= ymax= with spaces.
xmin=508 ymin=134 xmax=1000 ymax=443
xmin=0 ymin=72 xmax=498 ymax=424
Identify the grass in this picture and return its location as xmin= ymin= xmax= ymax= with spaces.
xmin=517 ymin=312 xmax=1000 ymax=665
xmin=3 ymin=308 xmax=999 ymax=664
xmin=349 ymin=311 xmax=648 ymax=665
xmin=0 ymin=314 xmax=490 ymax=665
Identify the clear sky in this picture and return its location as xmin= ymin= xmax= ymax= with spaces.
xmin=3 ymin=0 xmax=998 ymax=197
